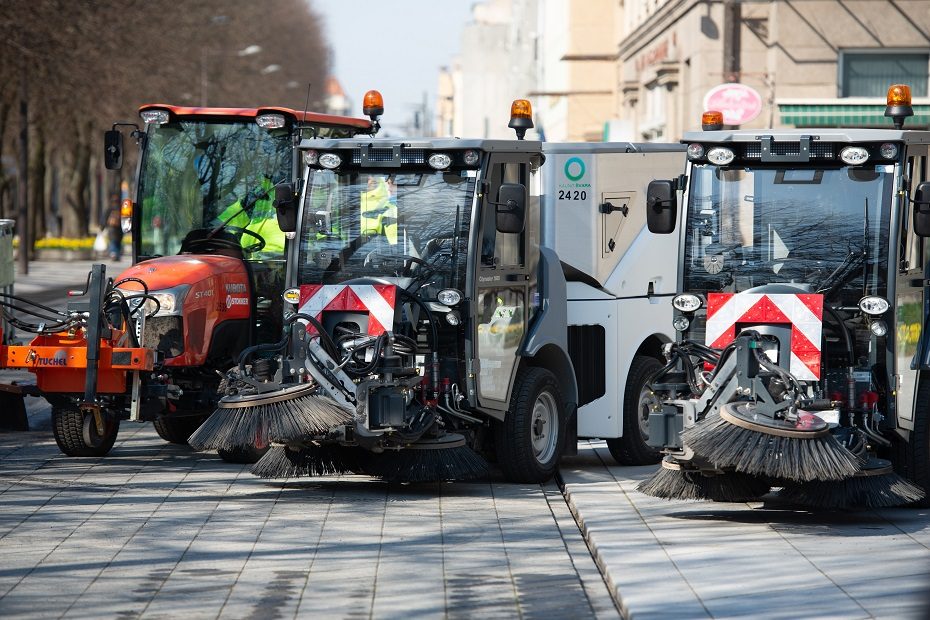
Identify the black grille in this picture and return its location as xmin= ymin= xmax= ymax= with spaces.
xmin=568 ymin=325 xmax=606 ymax=407
xmin=743 ymin=142 xmax=835 ymax=159
xmin=143 ymin=316 xmax=184 ymax=358
xmin=351 ymin=148 xmax=425 ymax=164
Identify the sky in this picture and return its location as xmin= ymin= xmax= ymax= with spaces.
xmin=313 ymin=0 xmax=477 ymax=134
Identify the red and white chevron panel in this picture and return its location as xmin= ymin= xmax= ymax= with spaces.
xmin=705 ymin=292 xmax=824 ymax=380
xmin=298 ymin=284 xmax=397 ymax=336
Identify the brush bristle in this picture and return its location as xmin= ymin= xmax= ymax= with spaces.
xmin=361 ymin=445 xmax=489 ymax=483
xmin=637 ymin=467 xmax=770 ymax=502
xmin=681 ymin=412 xmax=860 ymax=482
xmin=776 ymin=472 xmax=925 ymax=509
xmin=188 ymin=393 xmax=353 ymax=451
xmin=250 ymin=444 xmax=363 ymax=478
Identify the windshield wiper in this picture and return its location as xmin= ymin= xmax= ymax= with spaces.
xmin=816 ymin=248 xmax=865 ymax=300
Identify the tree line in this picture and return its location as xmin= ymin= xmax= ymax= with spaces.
xmin=0 ymin=0 xmax=330 ymax=249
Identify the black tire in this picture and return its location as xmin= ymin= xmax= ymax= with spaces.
xmin=153 ymin=415 xmax=206 ymax=445
xmin=606 ymin=355 xmax=663 ymax=466
xmin=496 ymin=367 xmax=566 ymax=483
xmin=218 ymin=446 xmax=269 ymax=464
xmin=52 ymin=407 xmax=119 ymax=457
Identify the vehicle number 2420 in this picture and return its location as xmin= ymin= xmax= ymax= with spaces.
xmin=558 ymin=190 xmax=587 ymax=200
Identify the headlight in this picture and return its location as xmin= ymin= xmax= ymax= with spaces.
xmin=687 ymin=143 xmax=705 ymax=160
xmin=840 ymin=146 xmax=869 ymax=165
xmin=428 ymin=153 xmax=452 ymax=170
xmin=858 ymin=296 xmax=889 ymax=316
xmin=672 ymin=293 xmax=704 ymax=313
xmin=673 ymin=316 xmax=691 ymax=332
xmin=256 ymin=113 xmax=286 ymax=129
xmin=304 ymin=150 xmax=319 ymax=166
xmin=706 ymin=147 xmax=734 ymax=165
xmin=144 ymin=292 xmax=180 ymax=316
xmin=445 ymin=311 xmax=461 ymax=326
xmin=437 ymin=289 xmax=462 ymax=306
xmin=463 ymin=150 xmax=480 ymax=166
xmin=140 ymin=110 xmax=169 ymax=125
xmin=880 ymin=143 xmax=898 ymax=159
xmin=319 ymin=152 xmax=342 ymax=169
xmin=870 ymin=320 xmax=888 ymax=337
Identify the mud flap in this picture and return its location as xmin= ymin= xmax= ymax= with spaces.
xmin=0 ymin=384 xmax=28 ymax=431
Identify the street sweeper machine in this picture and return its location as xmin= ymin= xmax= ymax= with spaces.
xmin=188 ymin=93 xmax=688 ymax=483
xmin=0 ymin=104 xmax=372 ymax=457
xmin=637 ymin=84 xmax=930 ymax=508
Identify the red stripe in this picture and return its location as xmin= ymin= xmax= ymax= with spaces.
xmin=706 ymin=293 xmax=733 ymax=321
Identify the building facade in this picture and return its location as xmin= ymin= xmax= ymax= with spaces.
xmin=616 ymin=0 xmax=930 ymax=141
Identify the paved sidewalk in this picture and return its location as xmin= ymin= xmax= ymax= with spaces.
xmin=0 ymin=412 xmax=617 ymax=619
xmin=561 ymin=442 xmax=930 ymax=620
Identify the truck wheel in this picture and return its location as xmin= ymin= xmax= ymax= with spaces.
xmin=153 ymin=415 xmax=206 ymax=445
xmin=218 ymin=446 xmax=268 ymax=464
xmin=496 ymin=367 xmax=566 ymax=483
xmin=606 ymin=355 xmax=663 ymax=466
xmin=52 ymin=408 xmax=119 ymax=457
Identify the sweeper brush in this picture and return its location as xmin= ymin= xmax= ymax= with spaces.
xmin=637 ymin=456 xmax=771 ymax=502
xmin=187 ymin=383 xmax=354 ymax=451
xmin=775 ymin=458 xmax=925 ymax=509
xmin=359 ymin=434 xmax=489 ymax=483
xmin=681 ymin=403 xmax=860 ymax=482
xmin=250 ymin=442 xmax=364 ymax=478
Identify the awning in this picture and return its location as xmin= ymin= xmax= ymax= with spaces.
xmin=779 ymin=103 xmax=930 ymax=128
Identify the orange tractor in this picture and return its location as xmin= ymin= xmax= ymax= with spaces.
xmin=0 ymin=104 xmax=372 ymax=458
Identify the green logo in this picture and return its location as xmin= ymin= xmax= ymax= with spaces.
xmin=564 ymin=157 xmax=585 ymax=181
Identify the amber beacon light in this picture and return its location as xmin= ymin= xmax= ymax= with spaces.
xmin=508 ymin=99 xmax=534 ymax=140
xmin=884 ymin=84 xmax=913 ymax=129
xmin=701 ymin=110 xmax=724 ymax=131
xmin=363 ymin=90 xmax=384 ymax=120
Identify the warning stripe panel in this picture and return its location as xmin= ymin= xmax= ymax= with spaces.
xmin=297 ymin=284 xmax=397 ymax=336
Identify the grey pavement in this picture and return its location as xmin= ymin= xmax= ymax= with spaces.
xmin=560 ymin=442 xmax=930 ymax=620
xmin=0 ymin=405 xmax=618 ymax=620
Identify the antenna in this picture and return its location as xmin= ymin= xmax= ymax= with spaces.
xmin=300 ymin=82 xmax=312 ymax=139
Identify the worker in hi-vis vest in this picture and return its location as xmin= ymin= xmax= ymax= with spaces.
xmin=217 ymin=176 xmax=285 ymax=255
xmin=359 ymin=174 xmax=398 ymax=244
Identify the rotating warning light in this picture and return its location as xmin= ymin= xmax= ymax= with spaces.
xmin=363 ymin=90 xmax=385 ymax=120
xmin=885 ymin=84 xmax=913 ymax=129
xmin=508 ymin=99 xmax=534 ymax=140
xmin=701 ymin=111 xmax=724 ymax=131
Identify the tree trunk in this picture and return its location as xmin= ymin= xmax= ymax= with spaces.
xmin=61 ymin=122 xmax=91 ymax=238
xmin=29 ymin=126 xmax=46 ymax=250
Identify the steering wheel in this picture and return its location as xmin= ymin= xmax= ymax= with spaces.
xmin=184 ymin=226 xmax=266 ymax=254
xmin=363 ymin=251 xmax=430 ymax=276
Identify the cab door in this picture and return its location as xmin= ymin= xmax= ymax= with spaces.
xmin=473 ymin=154 xmax=532 ymax=411
xmin=895 ymin=147 xmax=928 ymax=430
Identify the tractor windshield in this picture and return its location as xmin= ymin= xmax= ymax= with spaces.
xmin=682 ymin=164 xmax=894 ymax=307
xmin=296 ymin=169 xmax=477 ymax=292
xmin=136 ymin=120 xmax=290 ymax=258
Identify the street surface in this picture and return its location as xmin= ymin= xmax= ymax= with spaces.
xmin=1 ymin=259 xmax=929 ymax=619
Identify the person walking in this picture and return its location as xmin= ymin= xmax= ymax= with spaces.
xmin=106 ymin=193 xmax=124 ymax=260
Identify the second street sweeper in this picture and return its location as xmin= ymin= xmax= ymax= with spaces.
xmin=188 ymin=93 xmax=688 ymax=482
xmin=637 ymin=84 xmax=929 ymax=508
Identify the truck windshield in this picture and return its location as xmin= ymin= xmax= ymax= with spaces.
xmin=136 ymin=120 xmax=290 ymax=257
xmin=296 ymin=169 xmax=477 ymax=291
xmin=683 ymin=164 xmax=893 ymax=306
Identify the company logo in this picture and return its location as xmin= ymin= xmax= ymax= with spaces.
xmin=37 ymin=349 xmax=67 ymax=366
xmin=225 ymin=283 xmax=247 ymax=293
xmin=564 ymin=157 xmax=586 ymax=182
xmin=226 ymin=295 xmax=249 ymax=308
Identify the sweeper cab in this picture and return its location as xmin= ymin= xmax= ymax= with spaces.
xmin=639 ymin=85 xmax=930 ymax=508
xmin=190 ymin=94 xmax=688 ymax=483
xmin=25 ymin=104 xmax=373 ymax=458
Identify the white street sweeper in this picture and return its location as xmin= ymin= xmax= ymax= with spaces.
xmin=637 ymin=85 xmax=929 ymax=508
xmin=188 ymin=93 xmax=688 ymax=482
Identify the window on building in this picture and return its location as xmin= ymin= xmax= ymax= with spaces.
xmin=841 ymin=51 xmax=929 ymax=98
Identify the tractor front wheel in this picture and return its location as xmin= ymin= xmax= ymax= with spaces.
xmin=52 ymin=408 xmax=119 ymax=457
xmin=496 ymin=367 xmax=566 ymax=483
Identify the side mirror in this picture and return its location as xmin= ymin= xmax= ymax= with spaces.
xmin=273 ymin=181 xmax=297 ymax=233
xmin=914 ymin=181 xmax=930 ymax=237
xmin=495 ymin=182 xmax=526 ymax=234
xmin=646 ymin=179 xmax=677 ymax=234
xmin=104 ymin=130 xmax=123 ymax=170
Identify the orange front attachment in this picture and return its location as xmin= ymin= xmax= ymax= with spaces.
xmin=0 ymin=330 xmax=154 ymax=394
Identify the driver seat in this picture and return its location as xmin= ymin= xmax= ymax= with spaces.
xmin=178 ymin=229 xmax=245 ymax=259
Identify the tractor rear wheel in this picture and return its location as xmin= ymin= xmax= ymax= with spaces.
xmin=496 ymin=367 xmax=566 ymax=483
xmin=153 ymin=415 xmax=207 ymax=445
xmin=52 ymin=408 xmax=119 ymax=457
xmin=606 ymin=355 xmax=663 ymax=466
